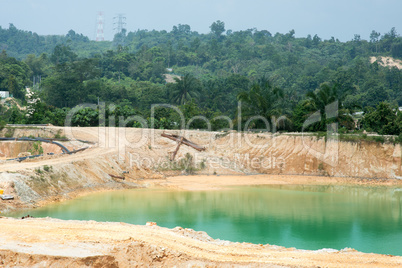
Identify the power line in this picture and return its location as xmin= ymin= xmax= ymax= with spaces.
xmin=96 ymin=11 xmax=105 ymax=41
xmin=113 ymin=14 xmax=127 ymax=46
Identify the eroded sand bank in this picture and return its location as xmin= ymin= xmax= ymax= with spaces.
xmin=147 ymin=174 xmax=402 ymax=191
xmin=1 ymin=127 xmax=402 ymax=267
xmin=1 ymin=216 xmax=402 ymax=268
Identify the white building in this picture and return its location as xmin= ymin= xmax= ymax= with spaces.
xmin=0 ymin=91 xmax=9 ymax=98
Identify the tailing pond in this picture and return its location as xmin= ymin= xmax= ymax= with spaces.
xmin=8 ymin=184 xmax=402 ymax=256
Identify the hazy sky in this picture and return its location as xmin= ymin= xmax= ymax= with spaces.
xmin=0 ymin=0 xmax=401 ymax=41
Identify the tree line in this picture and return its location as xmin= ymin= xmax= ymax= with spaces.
xmin=0 ymin=22 xmax=401 ymax=138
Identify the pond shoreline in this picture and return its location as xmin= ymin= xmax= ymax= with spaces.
xmin=9 ymin=179 xmax=402 ymax=257
xmin=7 ymin=173 xmax=401 ymax=214
xmin=3 ymin=172 xmax=401 ymax=266
xmin=151 ymin=173 xmax=402 ymax=191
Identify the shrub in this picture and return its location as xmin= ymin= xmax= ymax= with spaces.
xmin=43 ymin=165 xmax=52 ymax=172
xmin=0 ymin=120 xmax=6 ymax=131
xmin=318 ymin=162 xmax=324 ymax=171
xmin=179 ymin=153 xmax=196 ymax=174
xmin=4 ymin=128 xmax=15 ymax=138
xmin=29 ymin=141 xmax=44 ymax=155
xmin=54 ymin=129 xmax=67 ymax=139
xmin=372 ymin=136 xmax=385 ymax=143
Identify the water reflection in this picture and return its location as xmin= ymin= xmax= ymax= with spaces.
xmin=8 ymin=185 xmax=402 ymax=255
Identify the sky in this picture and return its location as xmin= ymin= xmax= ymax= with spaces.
xmin=0 ymin=0 xmax=401 ymax=42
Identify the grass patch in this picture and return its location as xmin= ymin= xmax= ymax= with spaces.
xmin=43 ymin=165 xmax=53 ymax=172
xmin=54 ymin=129 xmax=67 ymax=139
xmin=4 ymin=128 xmax=15 ymax=138
xmin=338 ymin=133 xmax=399 ymax=144
xmin=215 ymin=131 xmax=230 ymax=139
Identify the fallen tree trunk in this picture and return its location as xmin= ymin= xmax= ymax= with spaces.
xmin=161 ymin=133 xmax=205 ymax=152
xmin=171 ymin=136 xmax=184 ymax=160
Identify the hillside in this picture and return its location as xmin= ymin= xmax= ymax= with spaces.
xmin=0 ymin=24 xmax=402 ymax=137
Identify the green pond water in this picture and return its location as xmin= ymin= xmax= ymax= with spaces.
xmin=8 ymin=184 xmax=402 ymax=256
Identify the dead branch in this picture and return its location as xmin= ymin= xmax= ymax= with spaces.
xmin=161 ymin=133 xmax=205 ymax=152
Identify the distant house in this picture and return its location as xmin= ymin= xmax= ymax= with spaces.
xmin=0 ymin=91 xmax=9 ymax=99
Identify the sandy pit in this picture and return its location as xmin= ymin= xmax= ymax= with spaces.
xmin=0 ymin=126 xmax=402 ymax=267
xmin=1 ymin=174 xmax=402 ymax=267
xmin=0 ymin=141 xmax=64 ymax=159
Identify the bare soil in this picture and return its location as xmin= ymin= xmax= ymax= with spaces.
xmin=370 ymin=56 xmax=402 ymax=69
xmin=1 ymin=217 xmax=401 ymax=267
xmin=0 ymin=126 xmax=401 ymax=267
xmin=155 ymin=174 xmax=402 ymax=191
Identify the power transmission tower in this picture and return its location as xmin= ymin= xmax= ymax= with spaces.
xmin=113 ymin=14 xmax=127 ymax=47
xmin=96 ymin=11 xmax=105 ymax=41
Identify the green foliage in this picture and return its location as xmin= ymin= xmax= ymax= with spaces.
xmin=237 ymin=77 xmax=288 ymax=130
xmin=0 ymin=50 xmax=30 ymax=100
xmin=71 ymin=107 xmax=99 ymax=127
xmin=361 ymin=102 xmax=400 ymax=135
xmin=0 ymin=119 xmax=6 ymax=131
xmin=29 ymin=141 xmax=44 ymax=155
xmin=0 ymin=24 xmax=103 ymax=59
xmin=0 ymin=23 xmax=401 ymax=137
xmin=210 ymin=20 xmax=225 ymax=38
xmin=43 ymin=165 xmax=53 ymax=172
xmin=4 ymin=128 xmax=15 ymax=138
xmin=200 ymin=159 xmax=206 ymax=170
xmin=396 ymin=133 xmax=402 ymax=144
xmin=168 ymin=73 xmax=201 ymax=105
xmin=293 ymin=83 xmax=356 ymax=132
xmin=318 ymin=162 xmax=324 ymax=171
xmin=50 ymin=44 xmax=78 ymax=64
xmin=43 ymin=58 xmax=100 ymax=107
xmin=54 ymin=129 xmax=66 ymax=139
xmin=178 ymin=153 xmax=196 ymax=174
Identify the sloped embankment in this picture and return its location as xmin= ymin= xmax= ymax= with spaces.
xmin=0 ymin=127 xmax=401 ymax=213
xmin=208 ymin=134 xmax=402 ymax=179
xmin=0 ymin=129 xmax=140 ymax=213
xmin=0 ymin=127 xmax=402 ymax=267
xmin=141 ymin=131 xmax=401 ymax=179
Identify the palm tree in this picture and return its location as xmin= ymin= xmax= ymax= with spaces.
xmin=304 ymin=83 xmax=355 ymax=130
xmin=170 ymin=74 xmax=200 ymax=105
xmin=237 ymin=77 xmax=288 ymax=130
xmin=305 ymin=83 xmax=337 ymax=114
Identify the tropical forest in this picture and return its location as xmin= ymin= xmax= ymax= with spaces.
xmin=0 ymin=21 xmax=402 ymax=140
